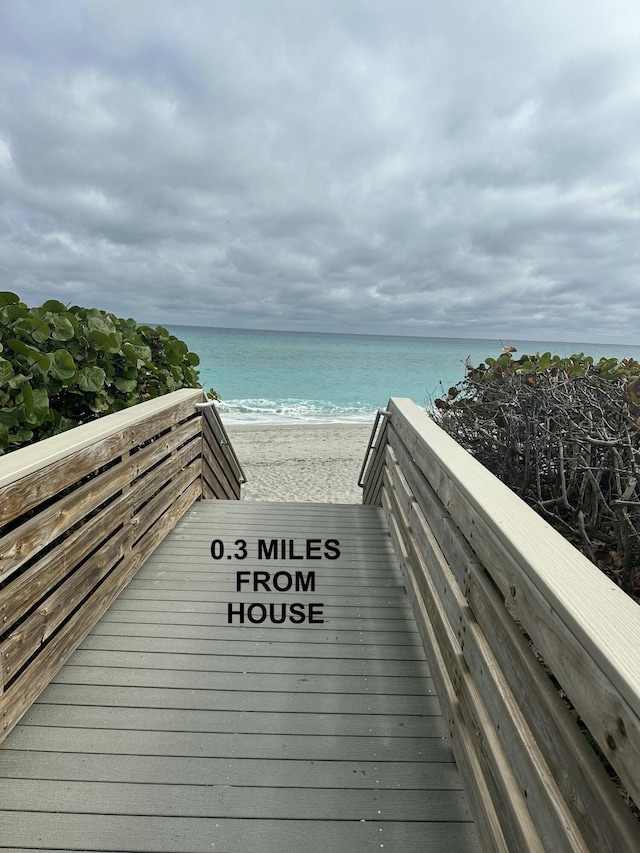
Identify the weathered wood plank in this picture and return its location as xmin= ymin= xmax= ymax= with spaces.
xmin=77 ymin=635 xmax=426 ymax=663
xmin=381 ymin=484 xmax=510 ymax=853
xmin=383 ymin=452 xmax=589 ymax=850
xmin=0 ymin=388 xmax=259 ymax=763
xmin=382 ymin=473 xmax=519 ymax=851
xmin=28 ymin=682 xmax=442 ymax=715
xmin=364 ymin=397 xmax=640 ymax=851
xmin=0 ymin=452 xmax=202 ymax=677
xmin=6 ymin=725 xmax=454 ymax=761
xmin=0 ymin=814 xmax=481 ymax=853
xmin=133 ymin=567 xmax=404 ymax=584
xmin=466 ymin=560 xmax=640 ymax=852
xmin=1 ymin=523 xmax=134 ymax=682
xmin=0 ymin=479 xmax=200 ymax=744
xmin=388 ymin=398 xmax=640 ymax=807
xmin=131 ymin=459 xmax=201 ymax=546
xmin=20 ymin=704 xmax=445 ymax=736
xmin=107 ymin=584 xmax=411 ymax=604
xmin=0 ymin=415 xmax=201 ymax=584
xmin=104 ymin=602 xmax=416 ymax=625
xmin=53 ymin=665 xmax=432 ymax=695
xmin=0 ymin=498 xmax=479 ymax=852
xmin=88 ymin=621 xmax=422 ymax=645
xmin=2 ymin=458 xmax=201 ymax=685
xmin=1 ymin=433 xmax=202 ymax=640
xmin=200 ymin=449 xmax=228 ymax=500
xmin=1 ymin=778 xmax=473 ymax=820
xmin=69 ymin=649 xmax=430 ymax=678
xmin=202 ymin=414 xmax=239 ymax=498
xmin=387 ymin=421 xmax=480 ymax=594
xmin=202 ymin=403 xmax=245 ymax=487
xmin=0 ymin=750 xmax=463 ymax=788
xmin=0 ymin=388 xmax=203 ymax=523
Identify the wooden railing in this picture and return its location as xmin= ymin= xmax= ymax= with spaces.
xmin=361 ymin=398 xmax=640 ymax=853
xmin=0 ymin=388 xmax=242 ymax=746
xmin=198 ymin=401 xmax=246 ymax=500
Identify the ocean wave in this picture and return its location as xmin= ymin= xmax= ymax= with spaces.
xmin=216 ymin=397 xmax=377 ymax=425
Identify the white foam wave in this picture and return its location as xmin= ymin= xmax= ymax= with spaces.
xmin=216 ymin=398 xmax=377 ymax=425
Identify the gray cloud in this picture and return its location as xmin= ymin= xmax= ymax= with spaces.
xmin=1 ymin=0 xmax=639 ymax=343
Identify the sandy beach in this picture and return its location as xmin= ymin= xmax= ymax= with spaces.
xmin=225 ymin=423 xmax=373 ymax=503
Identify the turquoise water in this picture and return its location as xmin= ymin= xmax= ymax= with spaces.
xmin=168 ymin=325 xmax=640 ymax=424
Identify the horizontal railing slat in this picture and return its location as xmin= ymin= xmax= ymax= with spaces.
xmin=9 ymin=421 xmax=199 ymax=615
xmin=379 ymin=483 xmax=510 ymax=852
xmin=0 ymin=415 xmax=202 ymax=585
xmin=387 ymin=398 xmax=640 ymax=807
xmin=465 ymin=557 xmax=640 ymax=852
xmin=202 ymin=404 xmax=246 ymax=487
xmin=362 ymin=397 xmax=640 ymax=852
xmin=0 ymin=389 xmax=203 ymax=520
xmin=202 ymin=417 xmax=240 ymax=499
xmin=382 ymin=462 xmax=548 ymax=852
xmin=0 ymin=388 xmax=243 ymax=741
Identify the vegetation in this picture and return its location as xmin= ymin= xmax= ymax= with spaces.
xmin=0 ymin=292 xmax=216 ymax=454
xmin=432 ymin=351 xmax=640 ymax=599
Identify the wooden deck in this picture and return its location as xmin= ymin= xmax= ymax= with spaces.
xmin=0 ymin=500 xmax=480 ymax=852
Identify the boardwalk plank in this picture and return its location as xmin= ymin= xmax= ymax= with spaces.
xmin=0 ymin=750 xmax=463 ymax=788
xmin=51 ymin=665 xmax=433 ymax=694
xmin=0 ymin=814 xmax=481 ymax=853
xmin=75 ymin=636 xmax=428 ymax=665
xmin=62 ymin=648 xmax=431 ymax=677
xmin=1 ymin=779 xmax=473 ymax=821
xmin=87 ymin=621 xmax=423 ymax=646
xmin=105 ymin=596 xmax=413 ymax=612
xmin=0 ymin=499 xmax=478 ymax=852
xmin=20 ymin=705 xmax=447 ymax=736
xmin=6 ymin=727 xmax=454 ymax=761
xmin=27 ymin=684 xmax=441 ymax=715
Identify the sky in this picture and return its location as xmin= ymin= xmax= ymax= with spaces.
xmin=1 ymin=0 xmax=639 ymax=344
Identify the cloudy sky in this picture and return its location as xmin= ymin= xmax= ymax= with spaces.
xmin=1 ymin=0 xmax=639 ymax=343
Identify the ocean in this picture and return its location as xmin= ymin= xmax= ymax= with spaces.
xmin=167 ymin=325 xmax=640 ymax=425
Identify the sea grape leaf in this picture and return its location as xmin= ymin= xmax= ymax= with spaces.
xmin=21 ymin=381 xmax=34 ymax=416
xmin=113 ymin=376 xmax=137 ymax=393
xmin=52 ymin=315 xmax=75 ymax=341
xmin=0 ymin=292 xmax=20 ymax=307
xmin=51 ymin=349 xmax=78 ymax=383
xmin=42 ymin=299 xmax=68 ymax=313
xmin=78 ymin=366 xmax=107 ymax=392
xmin=0 ymin=357 xmax=15 ymax=384
xmin=7 ymin=339 xmax=52 ymax=372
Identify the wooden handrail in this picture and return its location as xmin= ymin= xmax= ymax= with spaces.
xmin=0 ymin=388 xmax=242 ymax=746
xmin=362 ymin=397 xmax=640 ymax=852
xmin=357 ymin=407 xmax=391 ymax=488
xmin=197 ymin=399 xmax=247 ymax=493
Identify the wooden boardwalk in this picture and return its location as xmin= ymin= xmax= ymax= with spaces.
xmin=0 ymin=500 xmax=479 ymax=852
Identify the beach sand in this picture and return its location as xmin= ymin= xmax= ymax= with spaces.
xmin=225 ymin=423 xmax=373 ymax=503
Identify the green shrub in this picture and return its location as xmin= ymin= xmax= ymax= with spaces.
xmin=0 ymin=292 xmax=217 ymax=454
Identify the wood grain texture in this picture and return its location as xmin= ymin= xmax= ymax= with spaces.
xmin=0 ymin=390 xmax=216 ymax=748
xmin=202 ymin=403 xmax=244 ymax=495
xmin=362 ymin=396 xmax=640 ymax=852
xmin=0 ymin=388 xmax=203 ymax=519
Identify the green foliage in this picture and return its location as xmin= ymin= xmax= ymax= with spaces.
xmin=436 ymin=351 xmax=640 ymax=411
xmin=432 ymin=350 xmax=640 ymax=598
xmin=0 ymin=292 xmax=217 ymax=454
